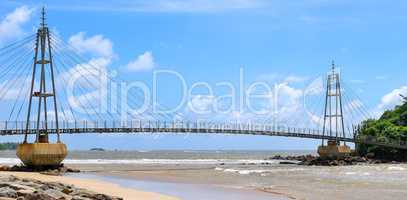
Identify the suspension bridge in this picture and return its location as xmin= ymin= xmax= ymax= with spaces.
xmin=0 ymin=8 xmax=405 ymax=166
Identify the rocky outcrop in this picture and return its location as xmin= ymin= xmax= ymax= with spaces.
xmin=0 ymin=164 xmax=80 ymax=176
xmin=0 ymin=174 xmax=122 ymax=200
xmin=268 ymin=154 xmax=403 ymax=166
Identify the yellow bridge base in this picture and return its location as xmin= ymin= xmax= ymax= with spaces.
xmin=16 ymin=143 xmax=67 ymax=167
xmin=318 ymin=140 xmax=351 ymax=159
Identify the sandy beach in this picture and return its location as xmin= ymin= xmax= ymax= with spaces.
xmin=0 ymin=171 xmax=179 ymax=200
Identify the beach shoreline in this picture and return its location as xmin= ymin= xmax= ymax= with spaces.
xmin=1 ymin=150 xmax=407 ymax=200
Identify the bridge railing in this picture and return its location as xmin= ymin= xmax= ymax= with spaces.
xmin=0 ymin=120 xmax=346 ymax=138
xmin=356 ymin=135 xmax=407 ymax=149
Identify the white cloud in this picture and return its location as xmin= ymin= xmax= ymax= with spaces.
xmin=304 ymin=76 xmax=324 ymax=95
xmin=183 ymin=81 xmax=306 ymax=125
xmin=272 ymin=83 xmax=303 ymax=118
xmin=187 ymin=95 xmax=215 ymax=114
xmin=126 ymin=51 xmax=156 ymax=72
xmin=68 ymin=90 xmax=102 ymax=112
xmin=146 ymin=0 xmax=263 ymax=12
xmin=62 ymin=31 xmax=116 ymax=119
xmin=68 ymin=32 xmax=114 ymax=58
xmin=60 ymin=57 xmax=111 ymax=89
xmin=376 ymin=86 xmax=407 ymax=113
xmin=344 ymin=99 xmax=363 ymax=113
xmin=257 ymin=73 xmax=308 ymax=84
xmin=0 ymin=77 xmax=30 ymax=101
xmin=0 ymin=6 xmax=33 ymax=43
xmin=47 ymin=0 xmax=265 ymax=13
xmin=284 ymin=75 xmax=308 ymax=83
xmin=61 ymin=57 xmax=111 ymax=117
xmin=45 ymin=110 xmax=75 ymax=121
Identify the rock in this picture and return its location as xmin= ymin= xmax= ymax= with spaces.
xmin=0 ymin=183 xmax=34 ymax=191
xmin=67 ymin=168 xmax=80 ymax=173
xmin=366 ymin=152 xmax=375 ymax=159
xmin=24 ymin=192 xmax=58 ymax=200
xmin=17 ymin=189 xmax=35 ymax=197
xmin=279 ymin=161 xmax=296 ymax=165
xmin=5 ymin=164 xmax=80 ymax=175
xmin=44 ymin=189 xmax=72 ymax=200
xmin=62 ymin=188 xmax=73 ymax=195
xmin=71 ymin=196 xmax=91 ymax=200
xmin=94 ymin=193 xmax=114 ymax=200
xmin=0 ymin=174 xmax=120 ymax=200
xmin=0 ymin=165 xmax=10 ymax=171
xmin=0 ymin=187 xmax=17 ymax=198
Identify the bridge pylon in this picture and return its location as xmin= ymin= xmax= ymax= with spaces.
xmin=16 ymin=7 xmax=67 ymax=167
xmin=317 ymin=61 xmax=351 ymax=158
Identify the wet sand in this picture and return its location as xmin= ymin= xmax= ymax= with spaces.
xmin=65 ymin=162 xmax=407 ymax=200
xmin=72 ymin=173 xmax=288 ymax=200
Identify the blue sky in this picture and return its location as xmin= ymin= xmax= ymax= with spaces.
xmin=0 ymin=0 xmax=406 ymax=150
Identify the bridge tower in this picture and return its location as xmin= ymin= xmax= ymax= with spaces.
xmin=317 ymin=61 xmax=351 ymax=158
xmin=16 ymin=8 xmax=67 ymax=167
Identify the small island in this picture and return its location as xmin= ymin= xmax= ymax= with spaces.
xmin=0 ymin=142 xmax=18 ymax=151
xmin=89 ymin=148 xmax=106 ymax=152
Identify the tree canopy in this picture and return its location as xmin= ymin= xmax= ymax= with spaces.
xmin=357 ymin=95 xmax=407 ymax=160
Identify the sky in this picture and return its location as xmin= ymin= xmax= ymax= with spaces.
xmin=0 ymin=0 xmax=406 ymax=150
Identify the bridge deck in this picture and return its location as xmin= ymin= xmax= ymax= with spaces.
xmin=0 ymin=120 xmax=406 ymax=149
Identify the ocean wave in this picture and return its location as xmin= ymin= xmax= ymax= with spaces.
xmin=387 ymin=166 xmax=406 ymax=171
xmin=220 ymin=167 xmax=305 ymax=175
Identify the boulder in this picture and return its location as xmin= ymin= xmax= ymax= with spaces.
xmin=44 ymin=189 xmax=72 ymax=200
xmin=24 ymin=192 xmax=58 ymax=200
xmin=0 ymin=187 xmax=17 ymax=198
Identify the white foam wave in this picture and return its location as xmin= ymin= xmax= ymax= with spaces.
xmin=220 ymin=167 xmax=305 ymax=175
xmin=387 ymin=166 xmax=406 ymax=171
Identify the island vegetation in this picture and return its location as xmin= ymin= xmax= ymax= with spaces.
xmin=357 ymin=95 xmax=407 ymax=160
xmin=0 ymin=142 xmax=18 ymax=150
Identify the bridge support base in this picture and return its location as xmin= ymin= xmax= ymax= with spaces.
xmin=16 ymin=142 xmax=67 ymax=168
xmin=317 ymin=140 xmax=351 ymax=159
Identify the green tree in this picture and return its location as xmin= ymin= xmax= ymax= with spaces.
xmin=357 ymin=96 xmax=407 ymax=160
